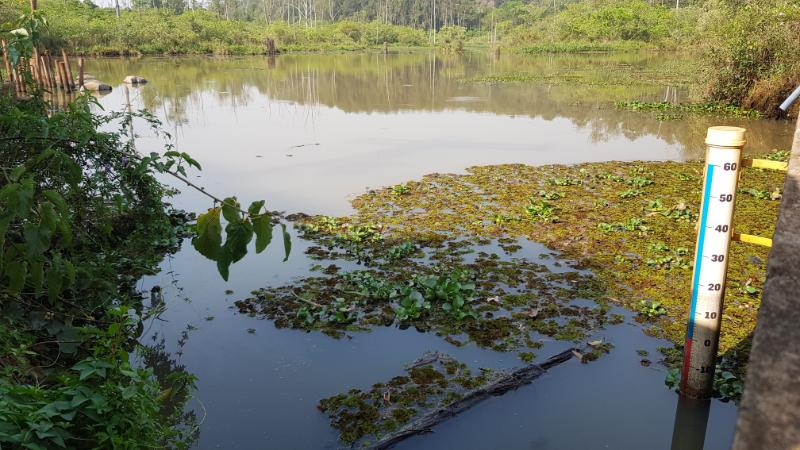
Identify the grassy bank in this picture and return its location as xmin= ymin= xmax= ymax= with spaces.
xmin=3 ymin=0 xmax=430 ymax=55
xmin=4 ymin=0 xmax=798 ymax=115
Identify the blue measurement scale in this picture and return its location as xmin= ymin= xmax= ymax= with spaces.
xmin=681 ymin=127 xmax=744 ymax=398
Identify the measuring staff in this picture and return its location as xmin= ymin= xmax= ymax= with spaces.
xmin=680 ymin=126 xmax=746 ymax=399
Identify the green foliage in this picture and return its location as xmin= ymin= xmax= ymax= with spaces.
xmin=0 ymin=91 xmax=199 ymax=447
xmin=597 ymin=217 xmax=648 ymax=233
xmin=738 ymin=187 xmax=780 ymax=201
xmin=547 ymin=177 xmax=582 ymax=186
xmin=386 ymin=241 xmax=417 ymax=260
xmin=393 ymin=289 xmax=431 ymax=321
xmin=558 ymin=0 xmax=674 ymax=42
xmin=617 ymin=101 xmax=762 ymax=118
xmin=0 ymin=309 xmax=196 ymax=449
xmin=414 ymin=269 xmax=477 ymax=321
xmin=391 ymin=183 xmax=409 ymax=195
xmin=664 ymin=367 xmax=680 ymax=391
xmin=524 ymin=199 xmax=559 ymax=223
xmin=15 ymin=1 xmax=430 ymax=55
xmin=703 ymin=0 xmax=800 ymax=117
xmin=645 ymin=243 xmax=689 ymax=270
xmin=0 ymin=15 xmax=276 ymax=446
xmin=537 ymin=190 xmax=565 ymax=200
xmin=436 ymin=25 xmax=466 ymax=52
xmin=191 ymin=197 xmax=286 ymax=280
xmin=618 ymin=189 xmax=643 ymax=198
xmin=763 ymin=149 xmax=790 ymax=162
xmin=638 ymin=300 xmax=667 ymax=320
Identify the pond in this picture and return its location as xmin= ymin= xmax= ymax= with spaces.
xmin=85 ymin=51 xmax=792 ymax=449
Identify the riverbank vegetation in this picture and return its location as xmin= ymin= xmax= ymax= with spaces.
xmin=0 ymin=91 xmax=200 ymax=447
xmin=4 ymin=0 xmax=798 ymax=115
xmin=0 ymin=15 xmax=278 ymax=446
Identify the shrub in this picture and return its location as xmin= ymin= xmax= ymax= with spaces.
xmin=703 ymin=0 xmax=800 ymax=117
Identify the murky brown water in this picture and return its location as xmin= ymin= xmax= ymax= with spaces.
xmin=82 ymin=51 xmax=795 ymax=449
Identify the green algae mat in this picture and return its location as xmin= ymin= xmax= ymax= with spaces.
xmin=236 ymin=154 xmax=785 ymax=445
xmin=346 ymin=158 xmax=784 ymax=364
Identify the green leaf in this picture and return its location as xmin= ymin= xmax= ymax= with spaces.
xmin=6 ymin=260 xmax=28 ymax=295
xmin=247 ymin=200 xmax=265 ymax=216
xmin=253 ymin=215 xmax=273 ymax=254
xmin=221 ymin=197 xmax=241 ymax=223
xmin=23 ymin=223 xmax=51 ymax=257
xmin=47 ymin=269 xmax=63 ymax=304
xmin=281 ymin=223 xmax=291 ymax=262
xmin=43 ymin=190 xmax=68 ymax=214
xmin=216 ymin=254 xmax=230 ymax=281
xmin=29 ymin=260 xmax=44 ymax=293
xmin=63 ymin=259 xmax=76 ymax=286
xmin=9 ymin=165 xmax=26 ymax=181
xmin=217 ymin=221 xmax=254 ymax=281
xmin=223 ymin=221 xmax=253 ymax=264
xmin=192 ymin=207 xmax=222 ymax=260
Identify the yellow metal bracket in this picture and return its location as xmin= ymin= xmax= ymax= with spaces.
xmin=741 ymin=159 xmax=788 ymax=172
xmin=733 ymin=232 xmax=773 ymax=248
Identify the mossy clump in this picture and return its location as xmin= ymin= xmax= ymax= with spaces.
xmin=317 ymin=352 xmax=502 ymax=445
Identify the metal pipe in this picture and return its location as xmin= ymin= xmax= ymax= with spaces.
xmin=780 ymin=85 xmax=800 ymax=112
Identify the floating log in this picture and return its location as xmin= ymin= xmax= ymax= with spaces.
xmin=366 ymin=348 xmax=577 ymax=450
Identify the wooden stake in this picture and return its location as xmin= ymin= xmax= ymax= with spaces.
xmin=39 ymin=56 xmax=51 ymax=90
xmin=58 ymin=61 xmax=72 ymax=92
xmin=78 ymin=57 xmax=85 ymax=88
xmin=56 ymin=61 xmax=67 ymax=91
xmin=2 ymin=40 xmax=13 ymax=87
xmin=61 ymin=48 xmax=74 ymax=89
xmin=32 ymin=48 xmax=42 ymax=86
xmin=45 ymin=52 xmax=56 ymax=90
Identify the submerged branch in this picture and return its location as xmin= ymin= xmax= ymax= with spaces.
xmin=366 ymin=348 xmax=577 ymax=450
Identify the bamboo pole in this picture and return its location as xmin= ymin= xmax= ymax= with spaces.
xmin=61 ymin=48 xmax=74 ymax=89
xmin=45 ymin=52 xmax=56 ymax=90
xmin=77 ymin=57 xmax=84 ymax=88
xmin=2 ymin=40 xmax=13 ymax=87
xmin=60 ymin=61 xmax=68 ymax=90
xmin=28 ymin=58 xmax=37 ymax=85
xmin=39 ymin=56 xmax=51 ymax=90
xmin=18 ymin=58 xmax=28 ymax=94
xmin=32 ymin=48 xmax=43 ymax=86
xmin=52 ymin=57 xmax=60 ymax=88
xmin=13 ymin=65 xmax=24 ymax=94
xmin=56 ymin=61 xmax=67 ymax=91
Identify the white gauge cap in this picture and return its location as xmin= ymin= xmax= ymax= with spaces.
xmin=705 ymin=126 xmax=746 ymax=147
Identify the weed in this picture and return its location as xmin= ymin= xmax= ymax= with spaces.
xmin=386 ymin=242 xmax=418 ymax=260
xmin=537 ymin=190 xmax=566 ymax=200
xmin=391 ymin=184 xmax=410 ymax=195
xmin=524 ymin=199 xmax=559 ymax=223
xmin=619 ymin=189 xmax=644 ymax=198
xmin=547 ymin=177 xmax=581 ymax=186
xmin=638 ymin=300 xmax=667 ymax=320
